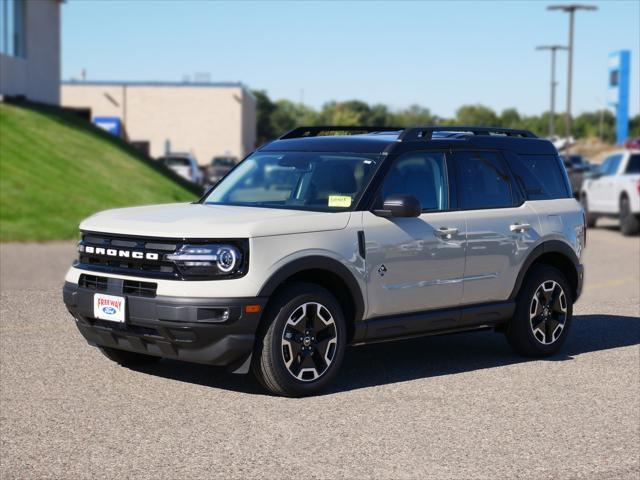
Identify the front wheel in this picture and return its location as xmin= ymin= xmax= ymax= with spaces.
xmin=506 ymin=266 xmax=573 ymax=357
xmin=252 ymin=283 xmax=346 ymax=397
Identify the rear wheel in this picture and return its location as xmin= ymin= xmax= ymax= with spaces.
xmin=99 ymin=347 xmax=160 ymax=367
xmin=619 ymin=195 xmax=640 ymax=236
xmin=252 ymin=283 xmax=346 ymax=397
xmin=581 ymin=194 xmax=597 ymax=228
xmin=507 ymin=266 xmax=573 ymax=357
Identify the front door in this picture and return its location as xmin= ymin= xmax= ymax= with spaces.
xmin=363 ymin=151 xmax=466 ymax=318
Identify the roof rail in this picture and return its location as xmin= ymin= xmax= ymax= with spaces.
xmin=398 ymin=126 xmax=537 ymax=141
xmin=279 ymin=125 xmax=404 ymax=139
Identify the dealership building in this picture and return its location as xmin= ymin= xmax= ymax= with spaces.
xmin=0 ymin=0 xmax=61 ymax=105
xmin=61 ymin=81 xmax=257 ymax=165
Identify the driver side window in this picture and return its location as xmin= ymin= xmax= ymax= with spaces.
xmin=381 ymin=152 xmax=448 ymax=211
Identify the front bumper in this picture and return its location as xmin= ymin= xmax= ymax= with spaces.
xmin=62 ymin=281 xmax=267 ymax=371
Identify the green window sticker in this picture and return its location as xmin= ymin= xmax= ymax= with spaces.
xmin=328 ymin=195 xmax=352 ymax=208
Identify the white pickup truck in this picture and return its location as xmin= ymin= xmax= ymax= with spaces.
xmin=581 ymin=150 xmax=640 ymax=235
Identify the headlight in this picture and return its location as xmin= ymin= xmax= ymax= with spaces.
xmin=166 ymin=243 xmax=246 ymax=279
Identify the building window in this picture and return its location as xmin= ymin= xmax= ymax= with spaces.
xmin=0 ymin=0 xmax=26 ymax=58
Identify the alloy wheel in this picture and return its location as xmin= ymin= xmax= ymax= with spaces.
xmin=529 ymin=280 xmax=567 ymax=345
xmin=281 ymin=302 xmax=338 ymax=381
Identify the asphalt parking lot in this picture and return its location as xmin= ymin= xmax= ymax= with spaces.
xmin=1 ymin=220 xmax=638 ymax=480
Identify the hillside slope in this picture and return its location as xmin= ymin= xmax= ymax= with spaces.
xmin=0 ymin=102 xmax=197 ymax=241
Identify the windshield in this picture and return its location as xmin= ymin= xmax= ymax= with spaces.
xmin=204 ymin=151 xmax=382 ymax=211
xmin=162 ymin=157 xmax=191 ymax=167
xmin=212 ymin=157 xmax=235 ymax=167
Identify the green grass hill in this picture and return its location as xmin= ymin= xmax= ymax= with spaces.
xmin=0 ymin=102 xmax=198 ymax=242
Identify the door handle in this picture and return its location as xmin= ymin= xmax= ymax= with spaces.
xmin=435 ymin=226 xmax=459 ymax=237
xmin=510 ymin=223 xmax=531 ymax=232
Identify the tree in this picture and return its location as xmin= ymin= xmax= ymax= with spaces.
xmin=270 ymin=100 xmax=317 ymax=136
xmin=252 ymin=90 xmax=279 ymax=146
xmin=455 ymin=104 xmax=499 ymax=126
xmin=391 ymin=104 xmax=435 ymax=126
xmin=500 ymin=108 xmax=521 ymax=129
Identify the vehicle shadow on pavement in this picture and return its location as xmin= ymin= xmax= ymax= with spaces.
xmin=132 ymin=314 xmax=639 ymax=396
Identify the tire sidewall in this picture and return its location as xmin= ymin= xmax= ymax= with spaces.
xmin=581 ymin=194 xmax=596 ymax=228
xmin=259 ymin=284 xmax=347 ymax=396
xmin=619 ymin=196 xmax=639 ymax=236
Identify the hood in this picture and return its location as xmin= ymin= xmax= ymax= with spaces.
xmin=79 ymin=203 xmax=352 ymax=239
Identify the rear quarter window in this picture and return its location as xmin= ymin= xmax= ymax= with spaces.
xmin=507 ymin=154 xmax=571 ymax=200
xmin=625 ymin=154 xmax=640 ymax=174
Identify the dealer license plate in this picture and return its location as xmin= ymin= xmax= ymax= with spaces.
xmin=93 ymin=293 xmax=126 ymax=323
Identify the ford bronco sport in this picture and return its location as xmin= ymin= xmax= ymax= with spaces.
xmin=63 ymin=126 xmax=585 ymax=397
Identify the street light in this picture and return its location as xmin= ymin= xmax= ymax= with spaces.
xmin=547 ymin=4 xmax=597 ymax=152
xmin=536 ymin=45 xmax=568 ymax=137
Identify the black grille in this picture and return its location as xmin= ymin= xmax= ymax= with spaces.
xmin=123 ymin=280 xmax=157 ymax=298
xmin=78 ymin=274 xmax=108 ymax=291
xmin=78 ymin=274 xmax=158 ymax=298
xmin=77 ymin=233 xmax=180 ymax=279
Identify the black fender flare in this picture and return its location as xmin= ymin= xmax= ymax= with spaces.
xmin=257 ymin=255 xmax=366 ymax=322
xmin=509 ymin=240 xmax=582 ymax=300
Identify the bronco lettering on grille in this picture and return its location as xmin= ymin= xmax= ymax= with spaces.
xmin=83 ymin=245 xmax=160 ymax=261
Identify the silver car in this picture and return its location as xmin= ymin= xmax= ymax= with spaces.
xmin=158 ymin=152 xmax=203 ymax=186
xmin=64 ymin=126 xmax=585 ymax=397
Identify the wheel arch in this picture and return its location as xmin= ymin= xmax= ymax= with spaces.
xmin=510 ymin=241 xmax=582 ymax=302
xmin=257 ymin=256 xmax=365 ymax=343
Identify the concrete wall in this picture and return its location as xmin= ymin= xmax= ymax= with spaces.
xmin=61 ymin=83 xmax=257 ymax=165
xmin=0 ymin=0 xmax=61 ymax=105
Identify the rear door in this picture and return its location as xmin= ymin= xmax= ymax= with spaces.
xmin=452 ymin=150 xmax=539 ymax=305
xmin=362 ymin=151 xmax=466 ymax=318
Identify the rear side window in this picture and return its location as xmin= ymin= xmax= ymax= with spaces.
xmin=507 ymin=154 xmax=571 ymax=200
xmin=453 ymin=151 xmax=514 ymax=209
xmin=625 ymin=154 xmax=640 ymax=174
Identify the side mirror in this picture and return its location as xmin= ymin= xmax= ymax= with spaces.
xmin=373 ymin=194 xmax=422 ymax=218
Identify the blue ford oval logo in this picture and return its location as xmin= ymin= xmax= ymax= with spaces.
xmin=102 ymin=306 xmax=117 ymax=315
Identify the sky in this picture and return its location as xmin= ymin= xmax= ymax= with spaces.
xmin=62 ymin=0 xmax=639 ymax=118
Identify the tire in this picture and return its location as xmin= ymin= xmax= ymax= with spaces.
xmin=619 ymin=195 xmax=640 ymax=236
xmin=506 ymin=266 xmax=573 ymax=358
xmin=252 ymin=283 xmax=347 ymax=397
xmin=581 ymin=194 xmax=597 ymax=228
xmin=99 ymin=347 xmax=160 ymax=367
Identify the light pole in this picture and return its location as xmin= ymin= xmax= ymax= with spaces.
xmin=547 ymin=4 xmax=597 ymax=152
xmin=536 ymin=45 xmax=568 ymax=137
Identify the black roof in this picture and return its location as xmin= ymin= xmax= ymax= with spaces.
xmin=259 ymin=126 xmax=557 ymax=156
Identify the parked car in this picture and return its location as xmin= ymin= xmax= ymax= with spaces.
xmin=63 ymin=126 xmax=585 ymax=397
xmin=560 ymin=154 xmax=591 ymax=198
xmin=158 ymin=152 xmax=203 ymax=185
xmin=581 ymin=150 xmax=640 ymax=235
xmin=624 ymin=137 xmax=640 ymax=150
xmin=207 ymin=156 xmax=238 ymax=185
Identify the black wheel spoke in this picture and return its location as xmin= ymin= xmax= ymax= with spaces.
xmin=531 ymin=316 xmax=546 ymax=334
xmin=311 ymin=349 xmax=328 ymax=372
xmin=549 ymin=285 xmax=561 ymax=310
xmin=305 ymin=303 xmax=318 ymax=331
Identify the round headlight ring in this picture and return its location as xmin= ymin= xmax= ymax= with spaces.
xmin=216 ymin=247 xmax=238 ymax=273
